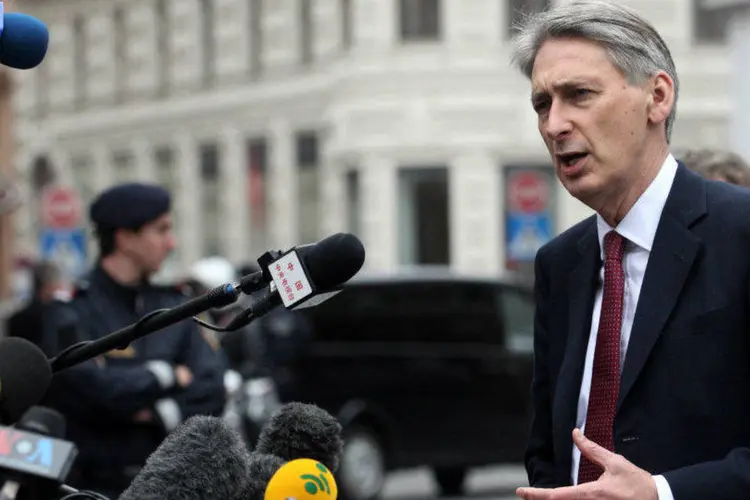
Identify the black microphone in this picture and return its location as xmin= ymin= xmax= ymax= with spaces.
xmin=255 ymin=402 xmax=344 ymax=474
xmin=0 ymin=338 xmax=52 ymax=425
xmin=223 ymin=233 xmax=365 ymax=331
xmin=118 ymin=416 xmax=252 ymax=500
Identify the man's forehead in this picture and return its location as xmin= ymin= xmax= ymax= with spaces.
xmin=532 ymin=38 xmax=613 ymax=79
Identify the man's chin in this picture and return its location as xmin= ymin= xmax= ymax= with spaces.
xmin=561 ymin=175 xmax=600 ymax=205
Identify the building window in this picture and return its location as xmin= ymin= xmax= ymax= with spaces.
xmin=113 ymin=7 xmax=127 ymax=102
xmin=70 ymin=154 xmax=95 ymax=207
xmin=345 ymin=169 xmax=360 ymax=236
xmin=200 ymin=143 xmax=221 ymax=256
xmin=31 ymin=156 xmax=55 ymax=196
xmin=399 ymin=0 xmax=440 ymax=41
xmin=200 ymin=0 xmax=216 ymax=87
xmin=300 ymin=0 xmax=313 ymax=64
xmin=507 ymin=0 xmax=549 ymax=38
xmin=341 ymin=0 xmax=352 ymax=49
xmin=155 ymin=0 xmax=170 ymax=96
xmin=693 ymin=1 xmax=732 ymax=44
xmin=73 ymin=15 xmax=87 ymax=108
xmin=112 ymin=150 xmax=135 ymax=183
xmin=249 ymin=0 xmax=263 ymax=76
xmin=154 ymin=147 xmax=177 ymax=193
xmin=246 ymin=138 xmax=269 ymax=257
xmin=398 ymin=167 xmax=450 ymax=265
xmin=296 ymin=131 xmax=320 ymax=244
xmin=154 ymin=146 xmax=181 ymax=269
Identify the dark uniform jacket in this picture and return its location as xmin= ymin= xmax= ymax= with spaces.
xmin=43 ymin=265 xmax=228 ymax=481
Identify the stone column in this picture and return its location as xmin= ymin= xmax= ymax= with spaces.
xmin=728 ymin=9 xmax=750 ymax=162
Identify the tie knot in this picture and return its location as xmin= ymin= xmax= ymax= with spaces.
xmin=604 ymin=231 xmax=625 ymax=262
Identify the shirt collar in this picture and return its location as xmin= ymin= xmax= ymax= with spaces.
xmin=596 ymin=153 xmax=678 ymax=257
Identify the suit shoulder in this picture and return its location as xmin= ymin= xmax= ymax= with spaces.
xmin=705 ymin=181 xmax=750 ymax=231
xmin=537 ymin=214 xmax=596 ymax=262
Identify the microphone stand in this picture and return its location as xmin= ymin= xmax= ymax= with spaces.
xmin=50 ymin=271 xmax=270 ymax=373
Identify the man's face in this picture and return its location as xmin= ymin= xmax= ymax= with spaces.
xmin=119 ymin=214 xmax=177 ymax=276
xmin=530 ymin=37 xmax=666 ymax=207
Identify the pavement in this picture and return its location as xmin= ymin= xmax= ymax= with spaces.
xmin=382 ymin=464 xmax=528 ymax=500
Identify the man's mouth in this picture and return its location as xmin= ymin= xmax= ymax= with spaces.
xmin=557 ymin=152 xmax=588 ymax=167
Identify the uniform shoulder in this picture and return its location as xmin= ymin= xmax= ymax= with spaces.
xmin=69 ymin=276 xmax=91 ymax=300
xmin=150 ymin=281 xmax=193 ymax=301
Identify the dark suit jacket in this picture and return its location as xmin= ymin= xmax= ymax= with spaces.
xmin=526 ymin=163 xmax=750 ymax=499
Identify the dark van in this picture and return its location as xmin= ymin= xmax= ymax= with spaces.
xmin=287 ymin=269 xmax=536 ymax=500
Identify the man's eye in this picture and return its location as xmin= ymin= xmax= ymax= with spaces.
xmin=573 ymin=89 xmax=591 ymax=98
xmin=533 ymin=101 xmax=549 ymax=113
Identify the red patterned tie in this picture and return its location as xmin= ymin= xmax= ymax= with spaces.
xmin=578 ymin=230 xmax=626 ymax=483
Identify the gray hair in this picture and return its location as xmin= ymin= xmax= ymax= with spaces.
xmin=510 ymin=0 xmax=679 ymax=142
xmin=679 ymin=149 xmax=750 ymax=187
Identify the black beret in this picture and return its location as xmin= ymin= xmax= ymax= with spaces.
xmin=89 ymin=182 xmax=171 ymax=230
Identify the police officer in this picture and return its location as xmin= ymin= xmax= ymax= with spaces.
xmin=44 ymin=183 xmax=228 ymax=498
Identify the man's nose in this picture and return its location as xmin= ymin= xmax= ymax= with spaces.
xmin=543 ymin=101 xmax=572 ymax=141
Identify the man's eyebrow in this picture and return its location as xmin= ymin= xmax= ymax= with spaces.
xmin=531 ymin=80 xmax=598 ymax=103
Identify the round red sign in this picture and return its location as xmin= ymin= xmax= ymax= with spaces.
xmin=508 ymin=171 xmax=550 ymax=213
xmin=42 ymin=186 xmax=81 ymax=228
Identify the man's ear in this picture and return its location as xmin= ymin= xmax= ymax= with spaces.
xmin=647 ymin=71 xmax=674 ymax=127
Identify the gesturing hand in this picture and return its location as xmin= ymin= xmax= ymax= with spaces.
xmin=516 ymin=429 xmax=658 ymax=500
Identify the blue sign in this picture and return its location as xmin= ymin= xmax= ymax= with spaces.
xmin=506 ymin=211 xmax=553 ymax=262
xmin=40 ymin=228 xmax=87 ymax=282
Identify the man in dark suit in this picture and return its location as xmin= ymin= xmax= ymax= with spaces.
xmin=509 ymin=1 xmax=750 ymax=499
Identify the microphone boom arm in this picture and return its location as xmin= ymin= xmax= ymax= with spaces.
xmin=50 ymin=283 xmax=241 ymax=373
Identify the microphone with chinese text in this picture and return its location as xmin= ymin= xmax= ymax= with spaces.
xmin=220 ymin=233 xmax=366 ymax=332
xmin=118 ymin=416 xmax=252 ymax=500
xmin=0 ymin=3 xmax=49 ymax=69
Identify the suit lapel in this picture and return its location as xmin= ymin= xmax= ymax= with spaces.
xmin=617 ymin=164 xmax=706 ymax=410
xmin=553 ymin=219 xmax=600 ymax=455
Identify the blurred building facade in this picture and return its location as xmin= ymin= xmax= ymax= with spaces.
xmin=10 ymin=0 xmax=738 ymax=280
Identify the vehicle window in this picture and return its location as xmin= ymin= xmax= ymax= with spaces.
xmin=498 ymin=287 xmax=534 ymax=353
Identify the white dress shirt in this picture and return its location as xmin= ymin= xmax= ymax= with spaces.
xmin=570 ymin=154 xmax=678 ymax=500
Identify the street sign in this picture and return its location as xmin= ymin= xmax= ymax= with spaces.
xmin=504 ymin=166 xmax=556 ymax=269
xmin=41 ymin=186 xmax=81 ymax=229
xmin=506 ymin=212 xmax=553 ymax=262
xmin=507 ymin=170 xmax=550 ymax=214
xmin=40 ymin=228 xmax=87 ymax=282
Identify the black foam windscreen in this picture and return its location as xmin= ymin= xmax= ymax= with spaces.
xmin=254 ymin=402 xmax=344 ymax=474
xmin=0 ymin=337 xmax=53 ymax=425
xmin=232 ymin=453 xmax=285 ymax=500
xmin=302 ymin=233 xmax=365 ymax=290
xmin=118 ymin=416 xmax=251 ymax=500
xmin=17 ymin=406 xmax=66 ymax=438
